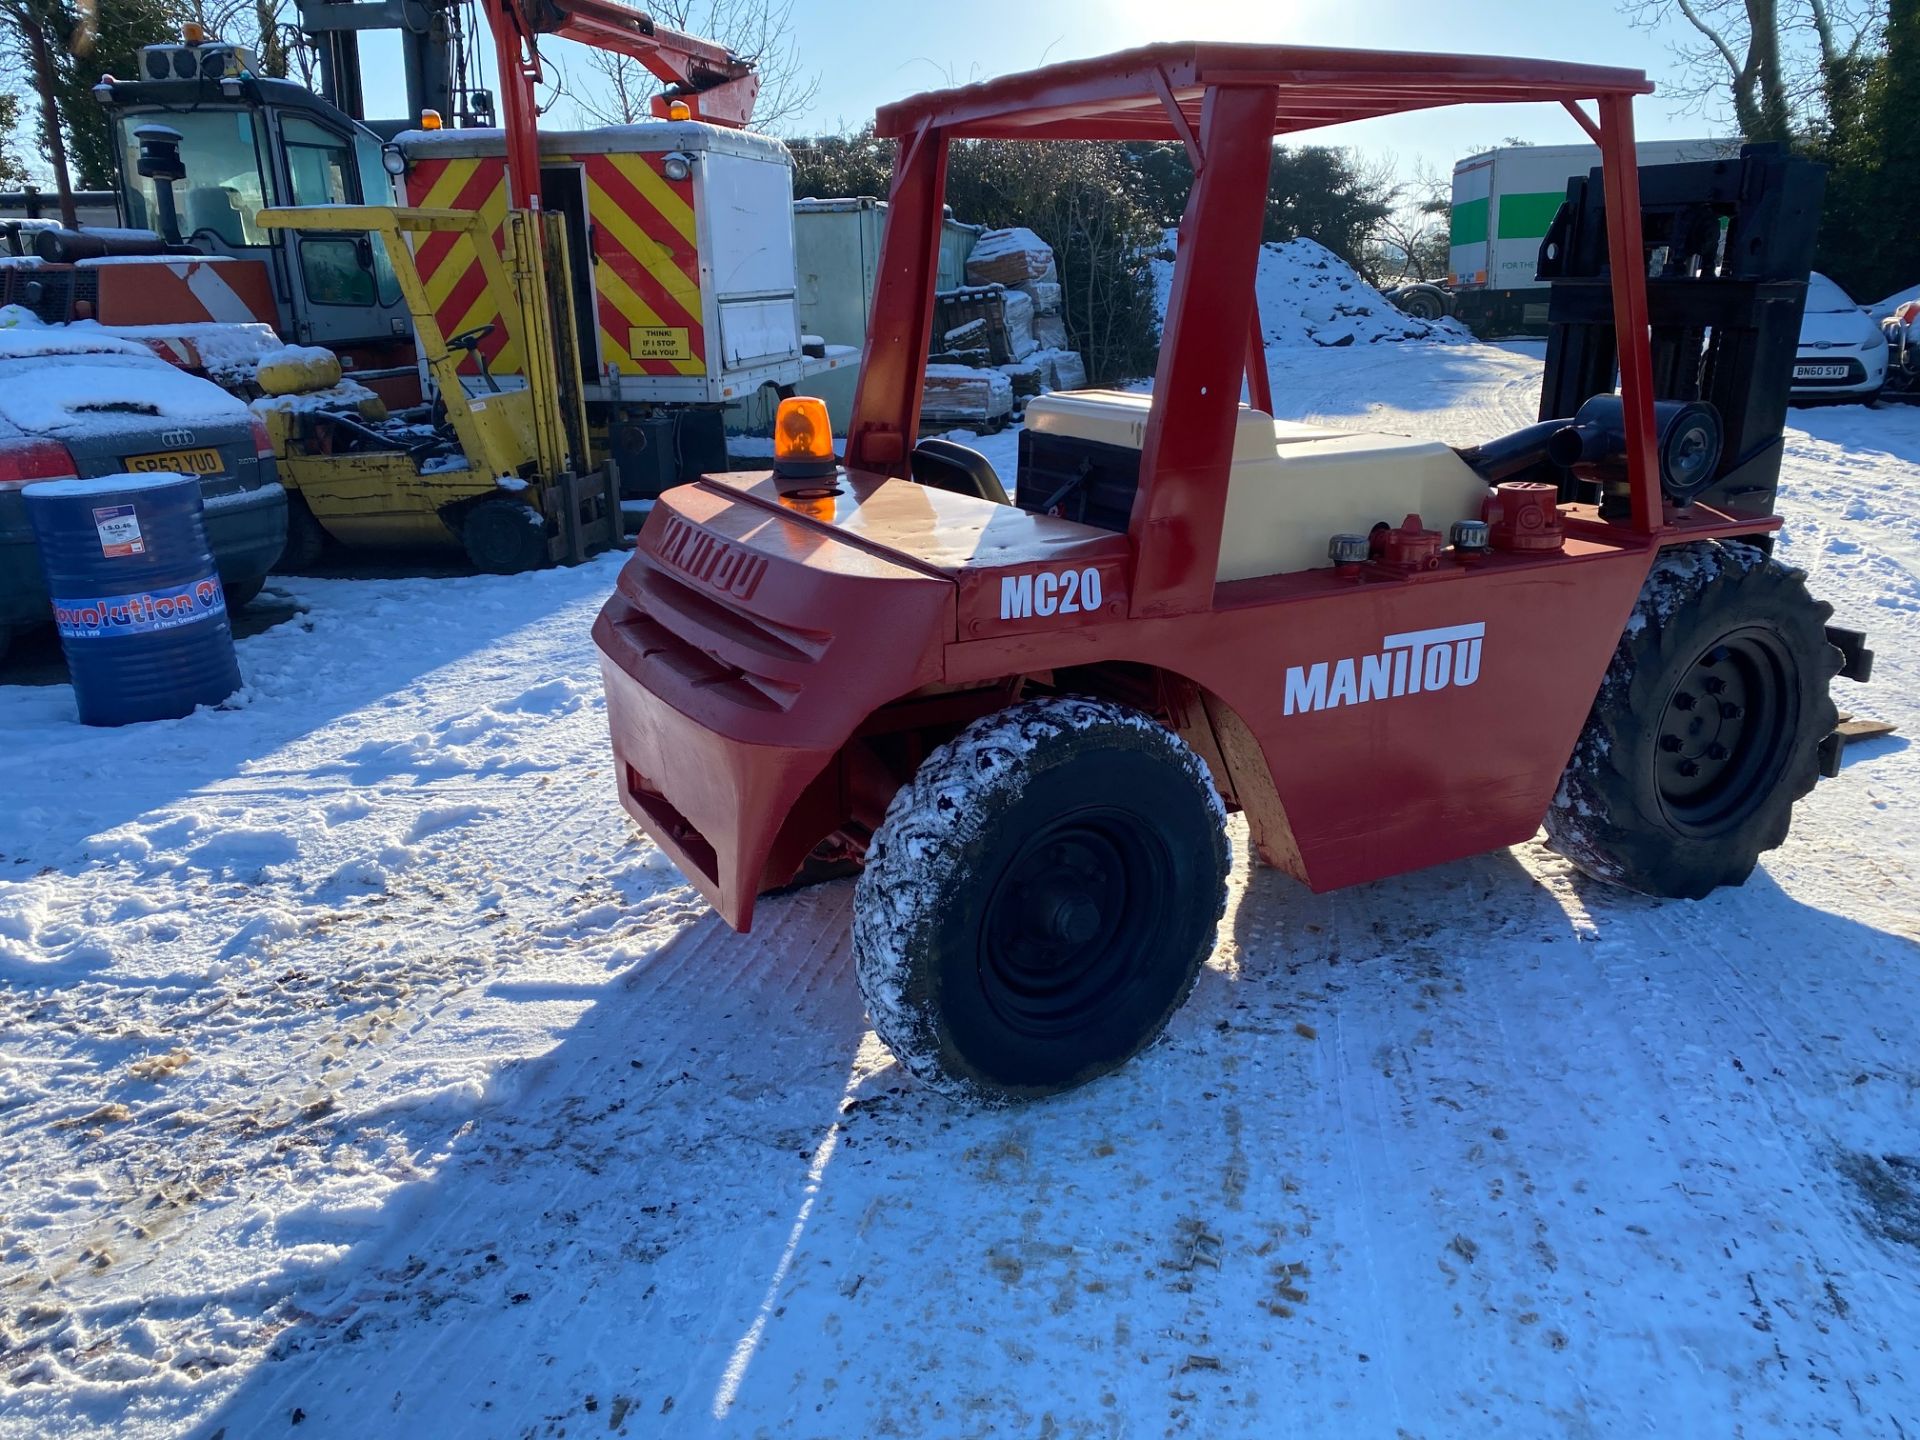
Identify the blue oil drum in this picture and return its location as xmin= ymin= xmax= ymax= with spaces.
xmin=24 ymin=473 xmax=241 ymax=726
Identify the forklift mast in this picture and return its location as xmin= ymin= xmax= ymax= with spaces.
xmin=1536 ymin=144 xmax=1826 ymax=519
xmin=297 ymin=0 xmax=495 ymax=134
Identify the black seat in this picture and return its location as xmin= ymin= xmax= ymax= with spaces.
xmin=911 ymin=437 xmax=1010 ymax=506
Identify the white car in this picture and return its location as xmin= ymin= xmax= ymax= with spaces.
xmin=1791 ymin=272 xmax=1887 ymax=402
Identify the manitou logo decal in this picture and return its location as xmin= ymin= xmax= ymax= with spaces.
xmin=1000 ymin=567 xmax=1104 ymax=620
xmin=1283 ymin=622 xmax=1486 ymax=715
xmin=654 ymin=515 xmax=766 ymax=601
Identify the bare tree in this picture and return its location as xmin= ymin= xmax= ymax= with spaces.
xmin=0 ymin=0 xmax=87 ymax=223
xmin=1623 ymin=0 xmax=1885 ymax=139
xmin=1369 ymin=158 xmax=1451 ymax=283
xmin=180 ymin=0 xmax=299 ymax=77
xmin=561 ymin=0 xmax=819 ymax=131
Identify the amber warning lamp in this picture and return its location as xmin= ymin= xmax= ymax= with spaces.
xmin=772 ymin=396 xmax=838 ymax=482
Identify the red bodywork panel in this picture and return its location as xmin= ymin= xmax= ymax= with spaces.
xmin=598 ymin=464 xmax=1778 ymax=928
xmin=590 ymin=42 xmax=1769 ymax=931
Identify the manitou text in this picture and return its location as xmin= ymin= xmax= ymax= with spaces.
xmin=1283 ymin=622 xmax=1486 ymax=715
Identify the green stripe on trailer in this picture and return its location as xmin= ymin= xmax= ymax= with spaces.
xmin=1451 ymin=196 xmax=1488 ymax=247
xmin=1495 ymin=191 xmax=1567 ymax=240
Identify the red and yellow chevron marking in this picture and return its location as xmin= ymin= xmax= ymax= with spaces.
xmin=578 ymin=152 xmax=705 ymax=379
xmin=400 ymin=150 xmax=706 ymax=383
xmin=404 ymin=155 xmax=516 ymax=375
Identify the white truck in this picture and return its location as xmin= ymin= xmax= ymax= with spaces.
xmin=1445 ymin=139 xmax=1733 ymax=335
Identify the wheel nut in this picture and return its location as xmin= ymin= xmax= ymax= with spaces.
xmin=1660 ymin=734 xmax=1683 ymax=752
xmin=1047 ymin=895 xmax=1101 ymax=946
xmin=1678 ymin=759 xmax=1700 ymax=777
xmin=1703 ymin=676 xmax=1726 ymax=695
xmin=1707 ymin=742 xmax=1728 ymax=760
xmin=1674 ymin=691 xmax=1696 ymax=711
xmin=1720 ymin=701 xmax=1743 ymax=719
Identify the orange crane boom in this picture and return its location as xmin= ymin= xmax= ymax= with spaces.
xmin=480 ymin=0 xmax=760 ymax=210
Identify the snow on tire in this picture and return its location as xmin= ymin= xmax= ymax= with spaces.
xmin=852 ymin=696 xmax=1230 ymax=1104
xmin=1545 ymin=540 xmax=1842 ymax=899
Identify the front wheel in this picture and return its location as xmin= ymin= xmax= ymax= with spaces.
xmin=462 ymin=498 xmax=549 ymax=574
xmin=852 ymin=697 xmax=1230 ymax=1103
xmin=1545 ymin=542 xmax=1841 ymax=899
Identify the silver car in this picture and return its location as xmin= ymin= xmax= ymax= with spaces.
xmin=1791 ymin=272 xmax=1889 ymax=402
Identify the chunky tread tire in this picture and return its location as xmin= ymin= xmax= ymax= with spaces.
xmin=462 ymin=498 xmax=548 ymax=575
xmin=1545 ymin=541 xmax=1841 ymax=899
xmin=853 ymin=697 xmax=1230 ymax=1103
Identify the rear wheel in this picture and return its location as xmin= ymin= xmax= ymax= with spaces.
xmin=1397 ymin=285 xmax=1448 ymax=321
xmin=1545 ymin=541 xmax=1841 ymax=899
xmin=853 ymin=697 xmax=1230 ymax=1102
xmin=462 ymin=498 xmax=548 ymax=574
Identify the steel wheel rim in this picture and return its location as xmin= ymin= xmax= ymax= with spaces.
xmin=977 ymin=806 xmax=1171 ymax=1039
xmin=1654 ymin=626 xmax=1795 ymax=834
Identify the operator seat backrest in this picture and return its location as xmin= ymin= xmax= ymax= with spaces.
xmin=1019 ymin=390 xmax=1490 ymax=580
xmin=911 ymin=437 xmax=1010 ymax=506
xmin=184 ymin=187 xmax=245 ymax=247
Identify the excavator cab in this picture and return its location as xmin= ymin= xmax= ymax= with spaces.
xmin=97 ymin=42 xmax=417 ymax=369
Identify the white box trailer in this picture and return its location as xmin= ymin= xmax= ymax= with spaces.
xmin=1448 ymin=138 xmax=1735 ymax=334
xmin=783 ymin=196 xmax=981 ymax=431
xmin=393 ymin=120 xmax=850 ymax=407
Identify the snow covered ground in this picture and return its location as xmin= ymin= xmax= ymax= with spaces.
xmin=3 ymin=341 xmax=1918 ymax=1439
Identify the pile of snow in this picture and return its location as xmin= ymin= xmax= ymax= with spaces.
xmin=0 ymin=350 xmax=248 ymax=438
xmin=101 ymin=321 xmax=282 ymax=383
xmin=249 ymin=377 xmax=380 ymax=418
xmin=0 ymin=317 xmax=149 ymax=359
xmin=0 ymin=308 xmax=283 ymax=386
xmin=1151 ymin=232 xmax=1472 ymax=348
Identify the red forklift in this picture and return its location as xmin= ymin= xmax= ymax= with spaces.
xmin=593 ymin=44 xmax=1871 ymax=1102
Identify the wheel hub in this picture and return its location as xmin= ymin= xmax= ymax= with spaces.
xmin=979 ymin=811 xmax=1169 ymax=1039
xmin=1655 ymin=631 xmax=1793 ymax=833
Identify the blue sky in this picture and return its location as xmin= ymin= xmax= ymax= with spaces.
xmin=13 ymin=1 xmax=1729 ymax=190
xmin=318 ymin=0 xmax=1738 ymax=181
xmin=388 ymin=0 xmax=1737 ymax=180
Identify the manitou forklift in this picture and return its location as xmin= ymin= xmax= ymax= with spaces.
xmin=594 ymin=43 xmax=1872 ymax=1102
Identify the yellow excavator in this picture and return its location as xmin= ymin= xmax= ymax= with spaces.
xmin=252 ymin=203 xmax=619 ymax=572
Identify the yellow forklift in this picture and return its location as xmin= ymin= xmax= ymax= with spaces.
xmin=252 ymin=202 xmax=619 ymax=572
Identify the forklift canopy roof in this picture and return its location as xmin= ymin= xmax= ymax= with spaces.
xmin=849 ymin=42 xmax=1675 ymax=620
xmin=873 ymin=42 xmax=1653 ymax=141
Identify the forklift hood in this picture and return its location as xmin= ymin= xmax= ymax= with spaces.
xmin=592 ymin=467 xmax=1128 ymax=927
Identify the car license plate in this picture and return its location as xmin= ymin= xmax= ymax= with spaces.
xmin=123 ymin=447 xmax=223 ymax=475
xmin=1793 ymin=363 xmax=1850 ymax=380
